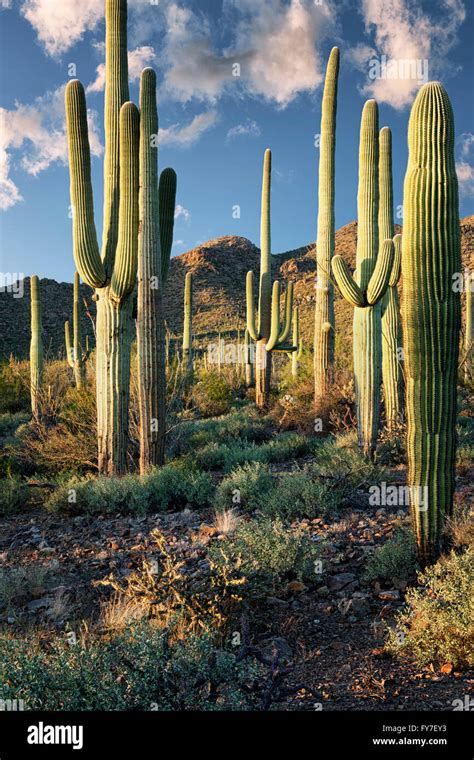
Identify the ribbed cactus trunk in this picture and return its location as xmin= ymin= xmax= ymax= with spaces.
xmin=182 ymin=272 xmax=193 ymax=371
xmin=255 ymin=150 xmax=272 ymax=408
xmin=65 ymin=0 xmax=139 ymax=475
xmin=332 ymin=101 xmax=394 ymax=459
xmin=136 ymin=69 xmax=176 ymax=474
xmin=65 ymin=272 xmax=88 ymax=389
xmin=30 ymin=275 xmax=43 ymax=421
xmin=401 ymin=82 xmax=461 ymax=566
xmin=465 ymin=272 xmax=473 ymax=384
xmin=314 ymin=47 xmax=339 ymax=410
xmin=244 ymin=328 xmax=254 ymax=388
xmin=291 ymin=306 xmax=302 ymax=378
xmin=379 ymin=127 xmax=403 ymax=430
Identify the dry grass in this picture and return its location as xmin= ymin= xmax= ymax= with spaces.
xmin=214 ymin=508 xmax=240 ymax=536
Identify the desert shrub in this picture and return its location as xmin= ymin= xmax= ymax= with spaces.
xmin=210 ymin=517 xmax=320 ymax=595
xmin=377 ymin=425 xmax=406 ymax=465
xmin=386 ymin=548 xmax=474 ymax=670
xmin=0 ymin=412 xmax=29 ymax=438
xmin=0 ymin=565 xmax=51 ymax=611
xmin=0 ymin=624 xmax=264 ymax=711
xmin=257 ymin=471 xmax=341 ymax=521
xmin=214 ymin=462 xmax=274 ymax=511
xmin=0 ymin=477 xmax=29 ymax=515
xmin=445 ymin=503 xmax=474 ymax=550
xmin=364 ymin=527 xmax=419 ymax=583
xmin=0 ymin=360 xmax=30 ymax=414
xmin=191 ymin=372 xmax=233 ymax=417
xmin=191 ymin=432 xmax=313 ymax=474
xmin=312 ymin=433 xmax=383 ymax=496
xmin=46 ymin=464 xmax=214 ymax=515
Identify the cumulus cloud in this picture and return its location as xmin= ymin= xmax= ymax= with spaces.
xmin=20 ymin=0 xmax=103 ymax=57
xmin=349 ymin=0 xmax=466 ymax=109
xmin=86 ymin=45 xmax=156 ymax=93
xmin=174 ymin=204 xmax=190 ymax=222
xmin=160 ymin=110 xmax=218 ymax=147
xmin=226 ymin=119 xmax=261 ymax=140
xmin=0 ymin=86 xmax=102 ymax=211
xmin=456 ymin=132 xmax=474 ymax=197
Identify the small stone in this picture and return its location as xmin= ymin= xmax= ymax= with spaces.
xmin=378 ymin=589 xmax=400 ymax=601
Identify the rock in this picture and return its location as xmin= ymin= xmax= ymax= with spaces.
xmin=27 ymin=596 xmax=55 ymax=612
xmin=316 ymin=585 xmax=330 ymax=597
xmin=327 ymin=572 xmax=357 ymax=592
xmin=440 ymin=663 xmax=454 ymax=675
xmin=338 ymin=595 xmax=370 ymax=619
xmin=260 ymin=637 xmax=293 ymax=665
xmin=378 ymin=590 xmax=400 ymax=601
xmin=266 ymin=596 xmax=289 ymax=607
xmin=286 ymin=580 xmax=307 ymax=594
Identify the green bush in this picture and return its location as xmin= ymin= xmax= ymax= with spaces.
xmin=0 ymin=477 xmax=29 ymax=515
xmin=191 ymin=432 xmax=313 ymax=474
xmin=0 ymin=361 xmax=30 ymax=414
xmin=364 ymin=527 xmax=419 ymax=582
xmin=0 ymin=412 xmax=29 ymax=438
xmin=191 ymin=372 xmax=234 ymax=417
xmin=46 ymin=464 xmax=214 ymax=515
xmin=214 ymin=462 xmax=274 ymax=511
xmin=0 ymin=624 xmax=264 ymax=711
xmin=171 ymin=408 xmax=270 ymax=457
xmin=258 ymin=472 xmax=340 ymax=521
xmin=387 ymin=548 xmax=474 ymax=670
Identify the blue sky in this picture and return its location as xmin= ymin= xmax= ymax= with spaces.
xmin=0 ymin=0 xmax=473 ymax=283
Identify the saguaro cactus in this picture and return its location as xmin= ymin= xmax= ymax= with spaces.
xmin=246 ymin=149 xmax=295 ymax=408
xmin=244 ymin=328 xmax=254 ymax=388
xmin=314 ymin=47 xmax=339 ymax=410
xmin=65 ymin=0 xmax=139 ymax=475
xmin=291 ymin=306 xmax=303 ymax=378
xmin=182 ymin=272 xmax=193 ymax=371
xmin=136 ymin=65 xmax=177 ymax=473
xmin=401 ymin=82 xmax=461 ymax=565
xmin=379 ymin=126 xmax=403 ymax=430
xmin=65 ymin=272 xmax=90 ymax=389
xmin=30 ymin=275 xmax=43 ymax=420
xmin=332 ymin=101 xmax=394 ymax=458
xmin=465 ymin=271 xmax=473 ymax=384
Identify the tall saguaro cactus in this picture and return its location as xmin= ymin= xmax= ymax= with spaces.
xmin=30 ymin=275 xmax=43 ymax=420
xmin=314 ymin=47 xmax=339 ymax=410
xmin=182 ymin=272 xmax=193 ymax=371
xmin=401 ymin=82 xmax=461 ymax=565
xmin=332 ymin=101 xmax=394 ymax=458
xmin=65 ymin=0 xmax=139 ymax=475
xmin=136 ymin=66 xmax=177 ymax=473
xmin=246 ymin=149 xmax=295 ymax=408
xmin=65 ymin=272 xmax=90 ymax=389
xmin=379 ymin=127 xmax=403 ymax=430
xmin=465 ymin=271 xmax=473 ymax=384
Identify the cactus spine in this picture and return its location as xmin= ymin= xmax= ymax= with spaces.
xmin=332 ymin=101 xmax=394 ymax=458
xmin=246 ymin=149 xmax=295 ymax=408
xmin=291 ymin=307 xmax=303 ymax=378
xmin=65 ymin=0 xmax=139 ymax=475
xmin=244 ymin=328 xmax=254 ymax=387
xmin=379 ymin=126 xmax=403 ymax=430
xmin=465 ymin=271 xmax=473 ymax=384
xmin=314 ymin=47 xmax=339 ymax=410
xmin=30 ymin=275 xmax=43 ymax=420
xmin=401 ymin=82 xmax=461 ymax=565
xmin=182 ymin=272 xmax=193 ymax=371
xmin=136 ymin=65 xmax=177 ymax=473
xmin=65 ymin=272 xmax=90 ymax=389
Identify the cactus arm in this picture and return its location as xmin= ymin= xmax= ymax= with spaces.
xmin=30 ymin=275 xmax=44 ymax=420
xmin=159 ymin=167 xmax=177 ymax=285
xmin=389 ymin=233 xmax=402 ymax=287
xmin=65 ymin=321 xmax=74 ymax=367
xmin=246 ymin=270 xmax=260 ymax=341
xmin=356 ymin=100 xmax=379 ymax=290
xmin=378 ymin=127 xmax=394 ymax=243
xmin=266 ymin=281 xmax=295 ymax=351
xmin=257 ymin=149 xmax=272 ymax=339
xmin=65 ymin=80 xmax=106 ymax=289
xmin=182 ymin=271 xmax=193 ymax=367
xmin=266 ymin=281 xmax=282 ymax=351
xmin=110 ymin=102 xmax=140 ymax=305
xmin=278 ymin=281 xmax=294 ymax=344
xmin=73 ymin=271 xmax=83 ymax=368
xmin=367 ymin=239 xmax=394 ymax=305
xmin=332 ymin=256 xmax=366 ymax=307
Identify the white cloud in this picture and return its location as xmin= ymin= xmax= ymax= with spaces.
xmin=173 ymin=239 xmax=185 ymax=247
xmin=160 ymin=110 xmax=218 ymax=147
xmin=174 ymin=204 xmax=190 ymax=222
xmin=21 ymin=0 xmax=103 ymax=57
xmin=163 ymin=0 xmax=336 ymax=108
xmin=1 ymin=1 xmax=13 ymax=9
xmin=349 ymin=0 xmax=466 ymax=109
xmin=227 ymin=119 xmax=261 ymax=140
xmin=86 ymin=45 xmax=156 ymax=93
xmin=456 ymin=132 xmax=474 ymax=197
xmin=0 ymin=86 xmax=102 ymax=211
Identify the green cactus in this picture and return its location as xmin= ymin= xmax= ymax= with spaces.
xmin=290 ymin=306 xmax=303 ymax=378
xmin=136 ymin=67 xmax=177 ymax=473
xmin=465 ymin=271 xmax=473 ymax=384
xmin=30 ymin=275 xmax=43 ymax=420
xmin=378 ymin=126 xmax=404 ymax=430
xmin=332 ymin=100 xmax=394 ymax=458
xmin=314 ymin=47 xmax=339 ymax=410
xmin=246 ymin=149 xmax=295 ymax=408
xmin=401 ymin=82 xmax=461 ymax=565
xmin=65 ymin=0 xmax=139 ymax=475
xmin=182 ymin=272 xmax=193 ymax=371
xmin=244 ymin=328 xmax=254 ymax=388
xmin=65 ymin=272 xmax=90 ymax=389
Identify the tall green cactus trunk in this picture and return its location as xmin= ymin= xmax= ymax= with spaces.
xmin=182 ymin=272 xmax=193 ymax=371
xmin=314 ymin=47 xmax=339 ymax=411
xmin=465 ymin=271 xmax=473 ymax=384
xmin=291 ymin=306 xmax=303 ymax=378
xmin=379 ymin=127 xmax=403 ymax=430
xmin=65 ymin=0 xmax=139 ymax=475
xmin=401 ymin=82 xmax=461 ymax=565
xmin=244 ymin=328 xmax=254 ymax=388
xmin=65 ymin=272 xmax=89 ymax=389
xmin=332 ymin=101 xmax=394 ymax=458
xmin=30 ymin=275 xmax=43 ymax=420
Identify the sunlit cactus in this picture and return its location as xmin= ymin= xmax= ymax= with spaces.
xmin=30 ymin=275 xmax=43 ymax=420
xmin=65 ymin=272 xmax=90 ymax=389
xmin=182 ymin=272 xmax=193 ymax=371
xmin=290 ymin=306 xmax=303 ymax=378
xmin=244 ymin=328 xmax=254 ymax=388
xmin=465 ymin=271 xmax=473 ymax=384
xmin=401 ymin=82 xmax=461 ymax=565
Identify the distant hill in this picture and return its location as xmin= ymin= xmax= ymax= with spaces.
xmin=1 ymin=217 xmax=472 ymax=362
